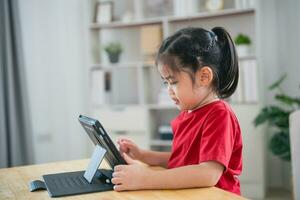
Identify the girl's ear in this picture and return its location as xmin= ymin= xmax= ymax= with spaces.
xmin=196 ymin=66 xmax=214 ymax=86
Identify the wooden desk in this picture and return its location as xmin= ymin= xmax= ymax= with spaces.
xmin=0 ymin=159 xmax=246 ymax=200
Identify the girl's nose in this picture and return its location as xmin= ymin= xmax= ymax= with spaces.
xmin=167 ymin=85 xmax=175 ymax=96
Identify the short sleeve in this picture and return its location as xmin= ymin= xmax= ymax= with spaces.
xmin=199 ymin=109 xmax=235 ymax=171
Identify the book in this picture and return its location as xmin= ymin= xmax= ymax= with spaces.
xmin=242 ymin=60 xmax=258 ymax=103
xmin=90 ymin=70 xmax=112 ymax=106
xmin=231 ymin=62 xmax=244 ymax=103
xmin=91 ymin=70 xmax=105 ymax=106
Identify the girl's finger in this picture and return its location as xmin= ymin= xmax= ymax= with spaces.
xmin=114 ymin=184 xmax=126 ymax=192
xmin=111 ymin=177 xmax=122 ymax=185
xmin=123 ymin=153 xmax=137 ymax=164
xmin=112 ymin=171 xmax=122 ymax=177
xmin=119 ymin=145 xmax=129 ymax=153
xmin=120 ymin=138 xmax=133 ymax=144
xmin=122 ymin=141 xmax=136 ymax=149
xmin=114 ymin=165 xmax=124 ymax=172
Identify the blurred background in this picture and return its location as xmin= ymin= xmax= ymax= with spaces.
xmin=1 ymin=0 xmax=299 ymax=199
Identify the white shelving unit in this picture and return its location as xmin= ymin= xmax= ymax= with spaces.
xmin=87 ymin=1 xmax=265 ymax=198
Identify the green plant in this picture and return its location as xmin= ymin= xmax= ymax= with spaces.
xmin=234 ymin=33 xmax=251 ymax=45
xmin=254 ymin=74 xmax=300 ymax=161
xmin=104 ymin=42 xmax=123 ymax=55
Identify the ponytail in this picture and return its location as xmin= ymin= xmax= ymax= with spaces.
xmin=212 ymin=27 xmax=239 ymax=99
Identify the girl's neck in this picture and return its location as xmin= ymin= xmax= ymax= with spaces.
xmin=188 ymin=92 xmax=219 ymax=113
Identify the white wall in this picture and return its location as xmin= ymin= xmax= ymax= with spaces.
xmin=18 ymin=0 xmax=91 ymax=163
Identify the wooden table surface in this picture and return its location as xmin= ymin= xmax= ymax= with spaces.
xmin=0 ymin=159 xmax=247 ymax=200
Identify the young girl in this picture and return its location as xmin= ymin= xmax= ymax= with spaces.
xmin=112 ymin=27 xmax=242 ymax=195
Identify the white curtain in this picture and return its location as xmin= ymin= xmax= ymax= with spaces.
xmin=0 ymin=0 xmax=34 ymax=167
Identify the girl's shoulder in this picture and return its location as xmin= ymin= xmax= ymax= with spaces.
xmin=212 ymin=100 xmax=232 ymax=111
xmin=207 ymin=100 xmax=240 ymax=125
xmin=193 ymin=100 xmax=237 ymax=121
xmin=207 ymin=100 xmax=236 ymax=116
xmin=193 ymin=100 xmax=231 ymax=114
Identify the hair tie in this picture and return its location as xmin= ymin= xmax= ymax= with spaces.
xmin=209 ymin=31 xmax=218 ymax=42
xmin=202 ymin=31 xmax=217 ymax=52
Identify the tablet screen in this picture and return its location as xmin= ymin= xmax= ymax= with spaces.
xmin=78 ymin=115 xmax=127 ymax=168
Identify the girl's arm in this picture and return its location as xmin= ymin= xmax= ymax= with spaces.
xmin=144 ymin=161 xmax=224 ymax=189
xmin=139 ymin=150 xmax=171 ymax=168
xmin=112 ymin=154 xmax=224 ymax=191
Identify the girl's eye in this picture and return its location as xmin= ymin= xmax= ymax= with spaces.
xmin=162 ymin=80 xmax=178 ymax=86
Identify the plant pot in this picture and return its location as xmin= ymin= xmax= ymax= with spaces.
xmin=236 ymin=44 xmax=250 ymax=57
xmin=108 ymin=53 xmax=120 ymax=63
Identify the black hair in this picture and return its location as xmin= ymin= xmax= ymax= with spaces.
xmin=155 ymin=27 xmax=239 ymax=99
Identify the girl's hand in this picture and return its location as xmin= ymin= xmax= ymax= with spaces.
xmin=117 ymin=138 xmax=144 ymax=161
xmin=112 ymin=153 xmax=152 ymax=191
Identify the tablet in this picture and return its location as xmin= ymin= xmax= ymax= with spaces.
xmin=78 ymin=115 xmax=126 ymax=168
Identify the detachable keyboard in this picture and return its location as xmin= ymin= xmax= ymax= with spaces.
xmin=43 ymin=169 xmax=113 ymax=197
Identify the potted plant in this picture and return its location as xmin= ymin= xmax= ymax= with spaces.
xmin=104 ymin=42 xmax=123 ymax=63
xmin=234 ymin=33 xmax=251 ymax=57
xmin=254 ymin=74 xmax=300 ymax=161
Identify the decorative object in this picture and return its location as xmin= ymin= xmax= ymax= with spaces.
xmin=205 ymin=0 xmax=224 ymax=12
xmin=104 ymin=72 xmax=112 ymax=104
xmin=174 ymin=0 xmax=186 ymax=16
xmin=158 ymin=125 xmax=173 ymax=140
xmin=234 ymin=33 xmax=251 ymax=57
xmin=174 ymin=0 xmax=200 ymax=16
xmin=235 ymin=0 xmax=255 ymax=9
xmin=104 ymin=42 xmax=123 ymax=63
xmin=95 ymin=1 xmax=113 ymax=24
xmin=254 ymin=74 xmax=300 ymax=161
xmin=143 ymin=0 xmax=173 ymax=18
xmin=121 ymin=11 xmax=134 ymax=22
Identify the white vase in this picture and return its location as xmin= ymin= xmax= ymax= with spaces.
xmin=236 ymin=44 xmax=250 ymax=57
xmin=174 ymin=0 xmax=187 ymax=16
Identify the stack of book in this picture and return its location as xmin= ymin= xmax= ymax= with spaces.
xmin=158 ymin=125 xmax=173 ymax=140
xmin=230 ymin=59 xmax=258 ymax=103
xmin=90 ymin=70 xmax=112 ymax=106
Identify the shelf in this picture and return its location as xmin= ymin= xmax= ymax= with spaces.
xmin=88 ymin=2 xmax=265 ymax=196
xmin=90 ymin=8 xmax=255 ymax=30
xmin=90 ymin=18 xmax=163 ymax=30
xmin=238 ymin=54 xmax=256 ymax=61
xmin=168 ymin=8 xmax=255 ymax=23
xmin=150 ymin=139 xmax=172 ymax=147
xmin=91 ymin=62 xmax=155 ymax=71
xmin=91 ymin=54 xmax=255 ymax=71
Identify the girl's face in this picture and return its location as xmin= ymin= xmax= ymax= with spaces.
xmin=158 ymin=63 xmax=216 ymax=111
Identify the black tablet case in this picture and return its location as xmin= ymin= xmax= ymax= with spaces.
xmin=31 ymin=115 xmax=127 ymax=198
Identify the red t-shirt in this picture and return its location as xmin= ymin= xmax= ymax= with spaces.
xmin=168 ymin=100 xmax=243 ymax=195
